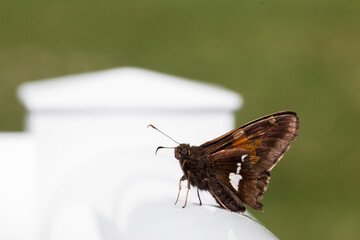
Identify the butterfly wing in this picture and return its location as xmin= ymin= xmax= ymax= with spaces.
xmin=202 ymin=111 xmax=299 ymax=171
xmin=207 ymin=149 xmax=270 ymax=211
xmin=204 ymin=111 xmax=299 ymax=211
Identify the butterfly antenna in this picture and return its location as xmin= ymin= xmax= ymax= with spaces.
xmin=155 ymin=146 xmax=175 ymax=155
xmin=147 ymin=124 xmax=180 ymax=145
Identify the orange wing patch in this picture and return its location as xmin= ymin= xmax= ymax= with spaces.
xmin=232 ymin=135 xmax=251 ymax=147
xmin=232 ymin=136 xmax=262 ymax=164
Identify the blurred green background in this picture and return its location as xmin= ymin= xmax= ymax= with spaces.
xmin=1 ymin=0 xmax=359 ymax=239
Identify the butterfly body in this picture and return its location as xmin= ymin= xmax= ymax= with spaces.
xmin=172 ymin=111 xmax=299 ymax=213
xmin=175 ymin=144 xmax=210 ymax=191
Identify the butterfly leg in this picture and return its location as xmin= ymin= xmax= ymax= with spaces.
xmin=182 ymin=171 xmax=191 ymax=208
xmin=197 ymin=188 xmax=202 ymax=206
xmin=197 ymin=178 xmax=209 ymax=206
xmin=174 ymin=175 xmax=186 ymax=205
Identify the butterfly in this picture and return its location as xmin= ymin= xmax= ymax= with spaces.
xmin=148 ymin=111 xmax=299 ymax=213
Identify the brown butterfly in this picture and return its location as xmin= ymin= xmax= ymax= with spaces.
xmin=148 ymin=111 xmax=299 ymax=213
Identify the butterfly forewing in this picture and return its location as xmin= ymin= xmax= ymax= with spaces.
xmin=202 ymin=111 xmax=299 ymax=170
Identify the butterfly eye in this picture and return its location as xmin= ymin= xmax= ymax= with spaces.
xmin=180 ymin=148 xmax=188 ymax=155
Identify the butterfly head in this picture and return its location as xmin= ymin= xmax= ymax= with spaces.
xmin=175 ymin=144 xmax=191 ymax=160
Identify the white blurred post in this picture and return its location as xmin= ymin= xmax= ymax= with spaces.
xmin=0 ymin=133 xmax=37 ymax=240
xmin=9 ymin=67 xmax=278 ymax=240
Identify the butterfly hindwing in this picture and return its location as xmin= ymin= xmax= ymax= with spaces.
xmin=207 ymin=149 xmax=269 ymax=211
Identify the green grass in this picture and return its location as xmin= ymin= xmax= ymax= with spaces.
xmin=1 ymin=0 xmax=359 ymax=239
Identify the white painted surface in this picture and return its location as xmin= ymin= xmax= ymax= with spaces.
xmin=17 ymin=67 xmax=241 ymax=111
xmin=0 ymin=133 xmax=37 ymax=240
xmin=0 ymin=67 xmax=278 ymax=240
